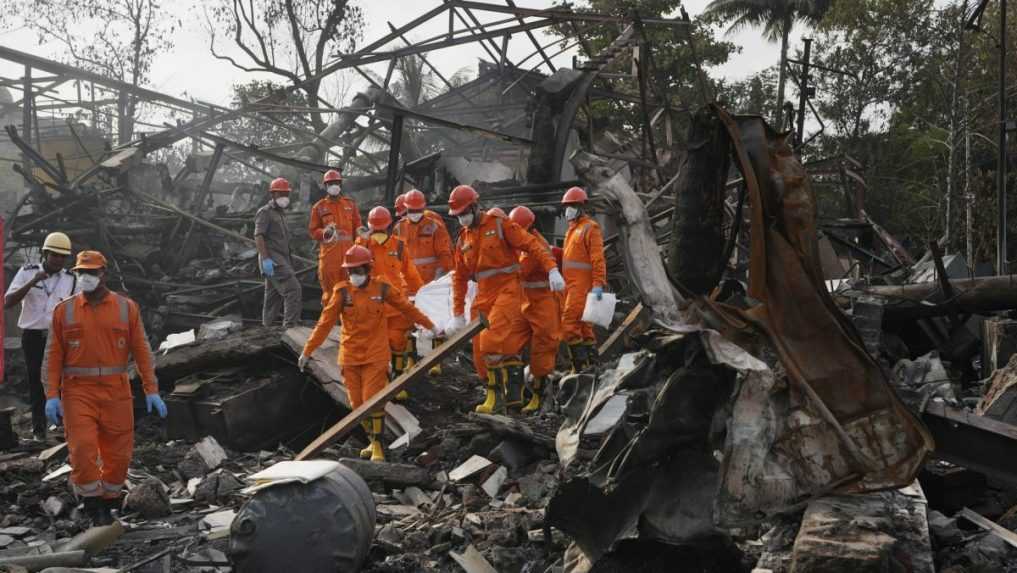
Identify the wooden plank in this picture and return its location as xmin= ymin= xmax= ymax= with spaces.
xmin=295 ymin=317 xmax=487 ymax=460
xmin=958 ymin=508 xmax=1017 ymax=550
xmin=598 ymin=303 xmax=647 ymax=357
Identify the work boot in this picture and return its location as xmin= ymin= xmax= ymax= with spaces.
xmin=391 ymin=352 xmax=411 ymax=401
xmin=474 ymin=371 xmax=505 ymax=414
xmin=101 ymin=497 xmax=121 ymax=524
xmin=567 ymin=343 xmax=589 ymax=373
xmin=428 ymin=337 xmax=446 ymax=376
xmin=82 ymin=497 xmax=113 ymax=527
xmin=522 ymin=377 xmax=543 ymax=414
xmin=502 ymin=361 xmax=526 ymax=410
xmin=368 ymin=414 xmax=385 ymax=462
xmin=359 ymin=419 xmax=374 ymax=459
xmin=583 ymin=340 xmax=599 ymax=368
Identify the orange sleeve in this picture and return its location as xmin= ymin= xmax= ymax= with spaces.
xmin=402 ymin=246 xmax=424 ymax=294
xmin=303 ymin=285 xmax=343 ymax=356
xmin=308 ymin=203 xmax=326 ymax=241
xmin=128 ymin=300 xmax=159 ymax=395
xmin=452 ymin=236 xmax=469 ymax=317
xmin=433 ymin=216 xmax=454 ymax=273
xmin=351 ymin=200 xmax=362 ymax=228
xmin=505 ymin=219 xmax=556 ymax=273
xmin=587 ymin=223 xmax=607 ymax=287
xmin=384 ymin=283 xmax=435 ymax=330
xmin=43 ymin=304 xmax=66 ymax=399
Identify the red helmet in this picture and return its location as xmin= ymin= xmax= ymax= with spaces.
xmin=368 ymin=206 xmax=393 ymax=231
xmin=487 ymin=207 xmax=506 ymax=218
xmin=269 ymin=177 xmax=292 ymax=193
xmin=394 ymin=194 xmax=407 ymax=217
xmin=448 ymin=184 xmax=479 ymax=215
xmin=404 ymin=189 xmax=427 ymax=211
xmin=323 ymin=169 xmax=342 ymax=184
xmin=509 ymin=206 xmax=535 ymax=229
xmin=561 ymin=186 xmax=588 ymax=205
xmin=342 ymin=245 xmax=373 ymax=268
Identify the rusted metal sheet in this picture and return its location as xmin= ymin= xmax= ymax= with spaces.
xmin=705 ymin=106 xmax=933 ymax=522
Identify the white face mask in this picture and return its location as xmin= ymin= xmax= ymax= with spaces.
xmin=565 ymin=206 xmax=579 ymax=221
xmin=78 ymin=274 xmax=100 ymax=293
xmin=326 ymin=184 xmax=341 ymax=197
xmin=408 ymin=212 xmax=423 ymax=223
xmin=457 ymin=212 xmax=474 ymax=227
xmin=275 ymin=196 xmax=291 ymax=209
xmin=349 ymin=273 xmax=368 ymax=287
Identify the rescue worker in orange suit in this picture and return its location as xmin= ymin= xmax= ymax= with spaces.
xmin=394 ymin=193 xmax=408 ymax=222
xmin=509 ymin=206 xmax=560 ymax=413
xmin=308 ymin=169 xmax=361 ymax=306
xmin=43 ymin=251 xmax=166 ymax=526
xmin=356 ymin=207 xmax=423 ymax=400
xmin=396 ymin=190 xmax=454 ymax=284
xmin=560 ymin=187 xmax=607 ymax=371
xmin=446 ymin=185 xmax=565 ymax=413
xmin=297 ymin=246 xmax=438 ymax=461
xmin=394 ymin=189 xmax=454 ymax=375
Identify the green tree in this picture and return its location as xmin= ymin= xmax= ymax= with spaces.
xmin=704 ymin=0 xmax=833 ymax=126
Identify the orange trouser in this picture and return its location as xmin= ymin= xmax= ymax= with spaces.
xmin=318 ymin=252 xmax=351 ymax=306
xmin=63 ymin=380 xmax=134 ymax=499
xmin=470 ymin=277 xmax=530 ymax=380
xmin=342 ymin=361 xmax=389 ymax=409
xmin=415 ymin=262 xmax=441 ymax=284
xmin=522 ymin=289 xmax=560 ymax=378
xmin=386 ymin=308 xmax=413 ymax=354
xmin=562 ymin=270 xmax=594 ymax=343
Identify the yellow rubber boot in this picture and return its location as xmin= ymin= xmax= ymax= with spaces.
xmin=522 ymin=377 xmax=543 ymax=414
xmin=474 ymin=370 xmax=505 ymax=414
xmin=428 ymin=337 xmax=446 ymax=376
xmin=369 ymin=415 xmax=386 ymax=462
xmin=359 ymin=419 xmax=373 ymax=459
xmin=391 ymin=353 xmax=410 ymax=401
xmin=502 ymin=361 xmax=526 ymax=410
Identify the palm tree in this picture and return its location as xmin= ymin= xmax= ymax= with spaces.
xmin=704 ymin=0 xmax=833 ymax=127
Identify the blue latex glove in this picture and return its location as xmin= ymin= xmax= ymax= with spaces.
xmin=592 ymin=286 xmax=604 ymax=301
xmin=146 ymin=394 xmax=168 ymax=418
xmin=45 ymin=398 xmax=62 ymax=426
xmin=261 ymin=258 xmax=275 ymax=277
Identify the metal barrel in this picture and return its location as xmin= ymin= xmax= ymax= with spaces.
xmin=229 ymin=464 xmax=377 ymax=572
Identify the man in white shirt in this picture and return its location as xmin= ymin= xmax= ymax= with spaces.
xmin=4 ymin=232 xmax=77 ymax=441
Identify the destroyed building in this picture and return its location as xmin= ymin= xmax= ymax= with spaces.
xmin=0 ymin=2 xmax=1016 ymax=573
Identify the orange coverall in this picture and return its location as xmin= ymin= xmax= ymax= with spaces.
xmin=302 ymin=278 xmax=434 ymax=408
xmin=453 ymin=212 xmax=557 ymax=379
xmin=44 ymin=292 xmax=157 ymax=499
xmin=356 ymin=234 xmax=424 ymax=354
xmin=561 ymin=214 xmax=607 ymax=343
xmin=394 ymin=211 xmax=454 ymax=284
xmin=519 ymin=229 xmax=560 ymax=379
xmin=309 ymin=196 xmax=361 ymax=304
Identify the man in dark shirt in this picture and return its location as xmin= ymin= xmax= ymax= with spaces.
xmin=254 ymin=178 xmax=302 ymax=328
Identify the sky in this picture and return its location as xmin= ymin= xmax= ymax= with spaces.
xmin=0 ymin=0 xmax=801 ymax=118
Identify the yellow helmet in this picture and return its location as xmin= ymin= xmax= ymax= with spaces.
xmin=42 ymin=232 xmax=71 ymax=255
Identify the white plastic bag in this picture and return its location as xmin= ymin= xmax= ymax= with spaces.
xmin=581 ymin=291 xmax=617 ymax=329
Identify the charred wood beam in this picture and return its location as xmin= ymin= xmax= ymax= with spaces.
xmin=822 ymin=229 xmax=897 ymax=270
xmin=5 ymin=125 xmax=68 ymax=187
xmin=922 ymin=402 xmax=1017 ymax=488
xmin=505 ymin=0 xmax=555 ymax=72
xmin=452 ymin=4 xmax=506 ymax=64
xmin=667 ymin=107 xmax=730 ymax=295
xmin=861 ymin=276 xmax=1017 ymax=319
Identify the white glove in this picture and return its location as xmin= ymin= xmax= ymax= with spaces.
xmin=298 ymin=354 xmax=309 ymax=372
xmin=419 ymin=326 xmax=443 ymax=339
xmin=447 ymin=315 xmax=467 ymax=334
xmin=548 ymin=268 xmax=566 ymax=292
